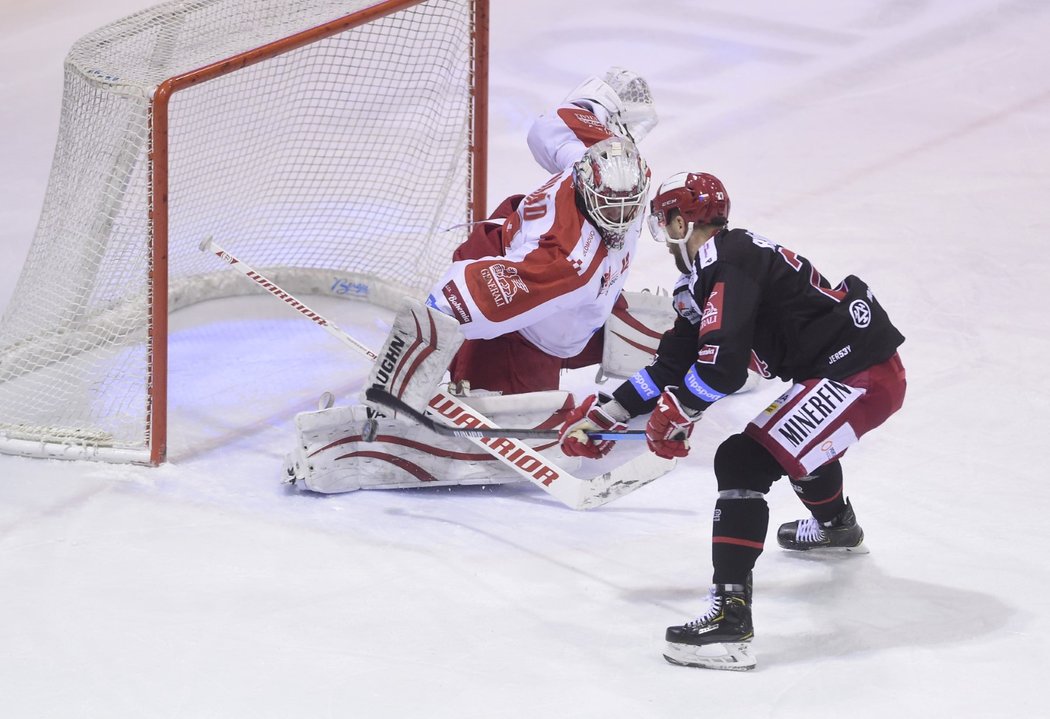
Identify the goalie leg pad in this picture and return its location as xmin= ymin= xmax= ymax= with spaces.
xmin=288 ymin=392 xmax=581 ymax=494
xmin=366 ymin=298 xmax=464 ymax=414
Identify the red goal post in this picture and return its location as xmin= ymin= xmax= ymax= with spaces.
xmin=0 ymin=0 xmax=489 ymax=465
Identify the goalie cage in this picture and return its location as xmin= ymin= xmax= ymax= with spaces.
xmin=0 ymin=0 xmax=489 ymax=464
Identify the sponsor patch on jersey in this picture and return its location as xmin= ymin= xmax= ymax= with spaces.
xmin=480 ymin=263 xmax=530 ymax=308
xmin=629 ymin=368 xmax=660 ymax=401
xmin=768 ymin=379 xmax=861 ymax=453
xmin=697 ymin=344 xmax=719 ymax=364
xmin=697 ymin=237 xmax=718 ymax=269
xmin=673 ymin=281 xmax=701 ymax=324
xmin=849 ymin=300 xmax=871 ymax=328
xmin=684 ymin=366 xmax=727 ymax=404
xmin=699 ymin=282 xmax=725 ymax=337
xmin=798 ymin=423 xmax=859 ymax=475
xmin=571 ymin=110 xmax=608 ymax=131
xmin=827 ymin=344 xmax=852 ymax=365
xmin=440 ymin=281 xmax=472 ymax=324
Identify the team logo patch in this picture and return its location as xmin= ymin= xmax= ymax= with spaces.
xmin=441 ymin=281 xmax=472 ymax=324
xmin=480 ymin=263 xmax=529 ymax=308
xmin=749 ymin=351 xmax=771 ymax=379
xmin=849 ymin=300 xmax=871 ymax=328
xmin=697 ymin=344 xmax=719 ymax=364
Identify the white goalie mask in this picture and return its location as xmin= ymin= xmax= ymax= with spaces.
xmin=573 ymin=137 xmax=651 ymax=249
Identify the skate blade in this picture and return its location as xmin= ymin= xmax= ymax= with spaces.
xmin=819 ymin=540 xmax=871 ymax=555
xmin=662 ymin=640 xmax=756 ymax=671
xmin=778 ymin=541 xmax=870 ymax=555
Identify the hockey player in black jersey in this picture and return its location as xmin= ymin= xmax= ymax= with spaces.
xmin=557 ymin=171 xmax=907 ymax=671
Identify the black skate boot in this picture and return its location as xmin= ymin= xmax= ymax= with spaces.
xmin=777 ymin=498 xmax=869 ymax=553
xmin=663 ymin=583 xmax=755 ymax=671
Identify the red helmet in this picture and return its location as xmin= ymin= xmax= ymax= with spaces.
xmin=647 ymin=172 xmax=730 ymax=243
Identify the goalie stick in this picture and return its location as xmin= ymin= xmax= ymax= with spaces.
xmin=365 ymin=386 xmax=647 ymax=441
xmin=201 ymin=236 xmax=675 ymax=510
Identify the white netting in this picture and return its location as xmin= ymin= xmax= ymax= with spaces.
xmin=0 ymin=0 xmax=479 ymax=461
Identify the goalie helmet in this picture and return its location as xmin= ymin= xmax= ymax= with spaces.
xmin=573 ymin=137 xmax=651 ymax=249
xmin=647 ymin=172 xmax=730 ymax=246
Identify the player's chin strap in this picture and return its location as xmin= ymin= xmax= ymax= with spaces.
xmin=200 ymin=236 xmax=675 ymax=510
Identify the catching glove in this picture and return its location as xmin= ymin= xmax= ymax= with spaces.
xmin=558 ymin=394 xmax=631 ymax=459
xmin=645 ymin=389 xmax=703 ymax=459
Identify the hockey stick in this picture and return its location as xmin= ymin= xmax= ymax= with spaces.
xmin=201 ymin=236 xmax=675 ymax=510
xmin=199 ymin=237 xmax=381 ymax=361
xmin=365 ymin=386 xmax=647 ymax=441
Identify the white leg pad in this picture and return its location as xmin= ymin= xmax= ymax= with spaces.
xmin=365 ymin=297 xmax=464 ymax=414
xmin=287 ymin=391 xmax=582 ymax=493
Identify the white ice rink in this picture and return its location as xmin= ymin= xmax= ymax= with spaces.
xmin=2 ymin=1 xmax=1049 ymax=717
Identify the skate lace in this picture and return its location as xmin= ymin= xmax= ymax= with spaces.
xmin=684 ymin=590 xmax=723 ymax=628
xmin=796 ymin=517 xmax=826 ymax=544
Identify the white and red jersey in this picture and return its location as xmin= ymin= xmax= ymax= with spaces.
xmin=527 ymin=102 xmax=619 ymax=173
xmin=427 ymin=105 xmax=642 ymax=358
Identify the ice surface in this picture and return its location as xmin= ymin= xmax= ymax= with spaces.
xmin=1 ymin=1 xmax=1048 ymax=717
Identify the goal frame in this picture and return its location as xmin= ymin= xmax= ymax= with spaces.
xmin=1 ymin=0 xmax=489 ymax=466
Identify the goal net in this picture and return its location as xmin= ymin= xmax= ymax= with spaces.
xmin=0 ymin=0 xmax=488 ymax=464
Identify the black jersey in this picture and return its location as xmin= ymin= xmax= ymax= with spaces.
xmin=613 ymin=228 xmax=905 ymax=416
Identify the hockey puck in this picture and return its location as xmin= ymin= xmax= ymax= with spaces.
xmin=317 ymin=391 xmax=335 ymax=410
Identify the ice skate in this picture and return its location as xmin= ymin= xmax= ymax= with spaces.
xmin=777 ymin=498 xmax=869 ymax=553
xmin=663 ymin=583 xmax=756 ymax=671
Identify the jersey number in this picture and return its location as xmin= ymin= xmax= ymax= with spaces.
xmin=522 ymin=175 xmax=560 ymax=221
xmin=750 ymin=233 xmax=845 ymax=302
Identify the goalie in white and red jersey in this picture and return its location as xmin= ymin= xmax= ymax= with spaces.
xmin=288 ymin=69 xmax=668 ymax=495
xmin=424 ymin=67 xmax=659 ymax=395
xmin=558 ymin=171 xmax=907 ymax=671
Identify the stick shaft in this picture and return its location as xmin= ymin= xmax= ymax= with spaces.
xmin=364 ymin=387 xmax=646 ymax=440
xmin=201 ymin=236 xmax=378 ymax=361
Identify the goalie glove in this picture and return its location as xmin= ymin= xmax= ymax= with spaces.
xmin=645 ymin=389 xmax=703 ymax=460
xmin=564 ymin=67 xmax=658 ymax=143
xmin=558 ymin=393 xmax=631 ymax=459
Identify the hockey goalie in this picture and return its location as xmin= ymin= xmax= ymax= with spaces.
xmin=288 ymin=68 xmax=677 ymax=494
